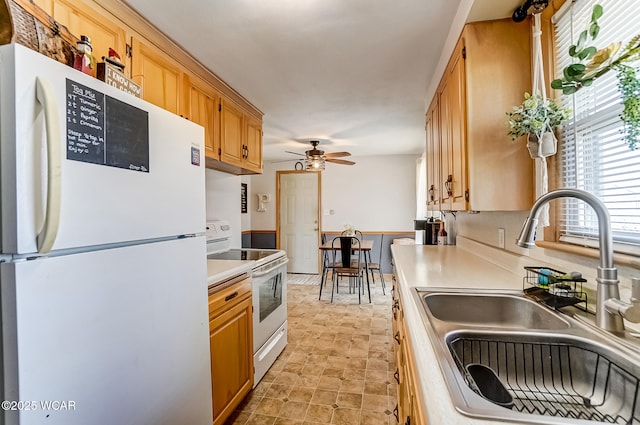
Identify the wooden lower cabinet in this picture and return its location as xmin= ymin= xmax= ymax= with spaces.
xmin=209 ymin=277 xmax=253 ymax=425
xmin=392 ymin=276 xmax=427 ymax=425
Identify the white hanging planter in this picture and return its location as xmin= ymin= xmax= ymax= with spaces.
xmin=527 ymin=131 xmax=557 ymax=159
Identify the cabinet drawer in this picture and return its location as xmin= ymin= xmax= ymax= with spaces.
xmin=208 ymin=277 xmax=252 ymax=318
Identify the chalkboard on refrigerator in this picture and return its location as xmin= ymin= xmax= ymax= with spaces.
xmin=66 ymin=79 xmax=149 ymax=172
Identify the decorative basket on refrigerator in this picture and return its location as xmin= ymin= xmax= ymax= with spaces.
xmin=0 ymin=0 xmax=78 ymax=66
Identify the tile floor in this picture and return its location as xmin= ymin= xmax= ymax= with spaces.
xmin=225 ymin=274 xmax=397 ymax=425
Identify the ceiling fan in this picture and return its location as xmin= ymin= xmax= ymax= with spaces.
xmin=285 ymin=140 xmax=355 ymax=170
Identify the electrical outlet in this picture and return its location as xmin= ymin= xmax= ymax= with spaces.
xmin=498 ymin=228 xmax=505 ymax=249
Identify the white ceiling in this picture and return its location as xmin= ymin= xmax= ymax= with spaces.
xmin=123 ymin=0 xmax=523 ymax=161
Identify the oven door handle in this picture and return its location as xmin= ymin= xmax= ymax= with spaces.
xmin=252 ymin=258 xmax=289 ymax=277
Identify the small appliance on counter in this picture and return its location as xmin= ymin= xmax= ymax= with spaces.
xmin=206 ymin=220 xmax=288 ymax=387
xmin=414 ymin=218 xmax=440 ymax=245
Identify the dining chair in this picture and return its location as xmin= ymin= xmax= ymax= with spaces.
xmin=318 ymin=233 xmax=334 ymax=300
xmin=365 ymin=234 xmax=386 ymax=295
xmin=341 ymin=230 xmax=366 ymax=294
xmin=330 ymin=236 xmax=370 ymax=303
xmin=352 ymin=230 xmax=385 ymax=295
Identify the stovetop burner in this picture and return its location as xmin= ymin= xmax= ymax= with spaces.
xmin=207 ymin=249 xmax=278 ymax=261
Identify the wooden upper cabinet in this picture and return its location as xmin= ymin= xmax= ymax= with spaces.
xmin=464 ymin=19 xmax=533 ymax=211
xmin=185 ymin=74 xmax=220 ymax=159
xmin=130 ymin=37 xmax=183 ymax=115
xmin=426 ymin=18 xmax=533 ymax=212
xmin=445 ymin=38 xmax=467 ymax=211
xmin=437 ymin=37 xmax=467 ymax=211
xmin=425 ymin=99 xmax=440 ymax=212
xmin=32 ymin=0 xmax=263 ymax=175
xmin=30 ymin=0 xmax=53 ymax=14
xmin=245 ymin=116 xmax=263 ymax=173
xmin=220 ymin=98 xmax=245 ymax=167
xmin=47 ymin=0 xmax=128 ymax=71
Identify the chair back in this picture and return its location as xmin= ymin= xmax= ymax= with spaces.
xmin=332 ymin=236 xmax=361 ymax=268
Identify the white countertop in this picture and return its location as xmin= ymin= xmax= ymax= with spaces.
xmin=391 ymin=243 xmax=529 ymax=425
xmin=207 ymin=259 xmax=254 ymax=285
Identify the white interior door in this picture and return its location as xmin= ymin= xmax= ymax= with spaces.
xmin=279 ymin=172 xmax=319 ymax=273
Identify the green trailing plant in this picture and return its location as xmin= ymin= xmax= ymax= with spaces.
xmin=616 ymin=64 xmax=640 ymax=150
xmin=551 ymin=5 xmax=604 ymax=94
xmin=551 ymin=4 xmax=640 ymax=150
xmin=507 ymin=92 xmax=571 ymax=141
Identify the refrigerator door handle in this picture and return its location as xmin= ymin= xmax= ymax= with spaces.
xmin=35 ymin=76 xmax=62 ymax=253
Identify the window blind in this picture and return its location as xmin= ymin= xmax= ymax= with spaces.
xmin=554 ymin=0 xmax=640 ymax=251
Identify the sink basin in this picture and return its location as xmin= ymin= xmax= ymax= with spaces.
xmin=423 ymin=292 xmax=570 ymax=330
xmin=413 ymin=288 xmax=640 ymax=424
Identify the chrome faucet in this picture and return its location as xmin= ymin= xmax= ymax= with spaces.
xmin=516 ymin=188 xmax=640 ymax=332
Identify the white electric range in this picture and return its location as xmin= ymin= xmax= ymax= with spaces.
xmin=205 ymin=221 xmax=288 ymax=386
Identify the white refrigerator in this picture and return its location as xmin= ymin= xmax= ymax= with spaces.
xmin=0 ymin=44 xmax=212 ymax=425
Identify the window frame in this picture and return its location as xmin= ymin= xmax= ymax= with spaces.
xmin=544 ymin=0 xmax=640 ymax=259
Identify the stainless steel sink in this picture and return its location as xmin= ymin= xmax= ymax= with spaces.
xmin=423 ymin=292 xmax=570 ymax=330
xmin=414 ymin=288 xmax=640 ymax=424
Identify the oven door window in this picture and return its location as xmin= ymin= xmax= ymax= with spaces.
xmin=259 ymin=273 xmax=282 ymax=322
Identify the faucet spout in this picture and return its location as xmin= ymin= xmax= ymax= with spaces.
xmin=516 ymin=188 xmax=624 ymax=331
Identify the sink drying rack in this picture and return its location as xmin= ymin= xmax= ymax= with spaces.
xmin=522 ymin=266 xmax=587 ymax=311
xmin=449 ymin=333 xmax=640 ymax=424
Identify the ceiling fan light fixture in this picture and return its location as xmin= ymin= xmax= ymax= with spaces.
xmin=305 ymin=157 xmax=325 ymax=171
xmin=285 ymin=140 xmax=354 ymax=170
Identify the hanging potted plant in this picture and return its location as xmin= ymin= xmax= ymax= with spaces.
xmin=507 ymin=92 xmax=571 ymax=158
xmin=550 ymin=4 xmax=640 ymax=150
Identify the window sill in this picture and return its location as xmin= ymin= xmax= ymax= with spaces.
xmin=536 ymin=241 xmax=640 ymax=269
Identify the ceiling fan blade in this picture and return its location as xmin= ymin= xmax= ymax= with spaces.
xmin=285 ymin=151 xmax=306 ymax=157
xmin=271 ymin=158 xmax=301 ymax=163
xmin=324 ymin=151 xmax=351 ymax=158
xmin=326 ymin=158 xmax=355 ymax=165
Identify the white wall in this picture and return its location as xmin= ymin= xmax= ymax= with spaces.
xmin=455 ymin=210 xmax=639 ymax=299
xmin=320 ymin=155 xmax=417 ymax=231
xmin=248 ymin=155 xmax=418 ymax=232
xmin=457 ymin=210 xmax=530 ymax=255
xmin=205 ymin=169 xmax=242 ymax=248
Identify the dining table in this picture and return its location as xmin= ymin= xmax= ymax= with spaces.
xmin=319 ymin=238 xmax=374 ymax=252
xmin=318 ymin=238 xmax=374 ymax=298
